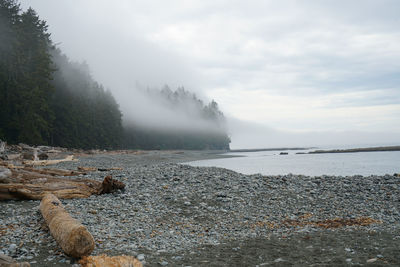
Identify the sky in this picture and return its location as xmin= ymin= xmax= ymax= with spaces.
xmin=19 ymin=0 xmax=400 ymax=148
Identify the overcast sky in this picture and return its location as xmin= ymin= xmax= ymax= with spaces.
xmin=20 ymin=0 xmax=400 ymax=148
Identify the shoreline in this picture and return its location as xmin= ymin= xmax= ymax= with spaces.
xmin=1 ymin=151 xmax=399 ymax=266
xmin=308 ymin=145 xmax=400 ymax=154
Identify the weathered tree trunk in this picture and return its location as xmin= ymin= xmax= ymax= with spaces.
xmin=23 ymin=155 xmax=77 ymax=166
xmin=79 ymin=255 xmax=143 ymax=267
xmin=0 ymin=166 xmax=125 ymax=200
xmin=40 ymin=194 xmax=95 ymax=258
xmin=0 ymin=254 xmax=30 ymax=267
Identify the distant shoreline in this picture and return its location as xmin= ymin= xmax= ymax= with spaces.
xmin=308 ymin=146 xmax=400 ymax=154
xmin=228 ymin=145 xmax=400 ymax=154
xmin=229 ymin=147 xmax=314 ymax=152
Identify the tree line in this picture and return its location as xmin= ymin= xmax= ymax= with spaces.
xmin=0 ymin=0 xmax=230 ymax=150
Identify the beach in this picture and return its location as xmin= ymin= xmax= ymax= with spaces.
xmin=1 ymin=150 xmax=399 ymax=266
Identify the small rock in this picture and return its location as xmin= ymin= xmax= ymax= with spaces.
xmin=8 ymin=244 xmax=17 ymax=253
xmin=137 ymin=254 xmax=145 ymax=261
xmin=0 ymin=167 xmax=12 ymax=180
xmin=367 ymin=258 xmax=377 ymax=263
xmin=274 ymin=258 xmax=284 ymax=262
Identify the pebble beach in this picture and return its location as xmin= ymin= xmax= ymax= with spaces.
xmin=1 ymin=150 xmax=399 ymax=266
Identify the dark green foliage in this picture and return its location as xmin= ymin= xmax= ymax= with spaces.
xmin=49 ymin=49 xmax=122 ymax=149
xmin=0 ymin=3 xmax=54 ymax=144
xmin=124 ymin=126 xmax=230 ymax=150
xmin=0 ymin=0 xmax=122 ymax=148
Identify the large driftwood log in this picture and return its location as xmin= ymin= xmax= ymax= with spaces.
xmin=79 ymin=255 xmax=143 ymax=267
xmin=40 ymin=194 xmax=95 ymax=258
xmin=23 ymin=155 xmax=77 ymax=166
xmin=0 ymin=164 xmax=125 ymax=200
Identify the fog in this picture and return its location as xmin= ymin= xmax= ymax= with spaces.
xmin=120 ymin=85 xmax=226 ymax=135
xmin=17 ymin=0 xmax=400 ymax=149
xmin=228 ymin=118 xmax=400 ymax=149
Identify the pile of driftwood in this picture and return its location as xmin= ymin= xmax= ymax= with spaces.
xmin=0 ymin=162 xmax=125 ymax=200
xmin=0 ymin=142 xmax=143 ymax=266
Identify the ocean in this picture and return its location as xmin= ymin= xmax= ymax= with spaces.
xmin=187 ymin=149 xmax=400 ymax=176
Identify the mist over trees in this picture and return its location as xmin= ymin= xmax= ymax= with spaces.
xmin=123 ymin=86 xmax=230 ymax=150
xmin=0 ymin=0 xmax=230 ymax=150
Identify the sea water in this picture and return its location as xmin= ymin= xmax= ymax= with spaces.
xmin=187 ymin=149 xmax=400 ymax=176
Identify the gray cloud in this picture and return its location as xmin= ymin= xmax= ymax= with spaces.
xmin=19 ymin=0 xmax=400 ymax=147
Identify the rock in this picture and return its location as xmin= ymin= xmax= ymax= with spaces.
xmin=0 ymin=167 xmax=12 ymax=181
xmin=367 ymin=258 xmax=377 ymax=263
xmin=22 ymin=152 xmax=34 ymax=160
xmin=8 ymin=244 xmax=17 ymax=254
xmin=38 ymin=153 xmax=48 ymax=160
xmin=279 ymin=152 xmax=288 ymax=155
xmin=137 ymin=254 xmax=145 ymax=261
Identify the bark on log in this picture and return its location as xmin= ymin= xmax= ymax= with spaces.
xmin=0 ymin=254 xmax=30 ymax=267
xmin=77 ymin=166 xmax=123 ymax=172
xmin=40 ymin=194 xmax=95 ymax=258
xmin=79 ymin=255 xmax=143 ymax=267
xmin=23 ymin=155 xmax=77 ymax=166
xmin=0 ymin=167 xmax=125 ymax=200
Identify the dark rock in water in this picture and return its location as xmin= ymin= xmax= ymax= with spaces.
xmin=22 ymin=152 xmax=34 ymax=160
xmin=279 ymin=152 xmax=289 ymax=155
xmin=38 ymin=152 xmax=49 ymax=160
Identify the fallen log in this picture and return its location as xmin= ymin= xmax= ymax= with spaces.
xmin=77 ymin=166 xmax=123 ymax=172
xmin=0 ymin=254 xmax=30 ymax=267
xmin=22 ymin=167 xmax=85 ymax=177
xmin=79 ymin=255 xmax=143 ymax=267
xmin=23 ymin=155 xmax=77 ymax=166
xmin=0 ymin=166 xmax=125 ymax=200
xmin=40 ymin=193 xmax=95 ymax=258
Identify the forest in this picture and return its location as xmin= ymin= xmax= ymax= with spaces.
xmin=0 ymin=0 xmax=230 ymax=150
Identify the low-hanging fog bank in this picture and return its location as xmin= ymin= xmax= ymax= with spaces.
xmin=228 ymin=118 xmax=400 ymax=149
xmin=120 ymin=85 xmax=227 ymax=135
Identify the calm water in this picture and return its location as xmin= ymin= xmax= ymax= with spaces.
xmin=187 ymin=149 xmax=400 ymax=176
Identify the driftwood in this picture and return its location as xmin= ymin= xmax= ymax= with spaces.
xmin=77 ymin=166 xmax=123 ymax=172
xmin=23 ymin=155 xmax=77 ymax=166
xmin=0 ymin=254 xmax=30 ymax=267
xmin=79 ymin=255 xmax=143 ymax=267
xmin=0 ymin=164 xmax=125 ymax=200
xmin=40 ymin=194 xmax=95 ymax=258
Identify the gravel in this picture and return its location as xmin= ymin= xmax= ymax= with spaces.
xmin=0 ymin=151 xmax=399 ymax=266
